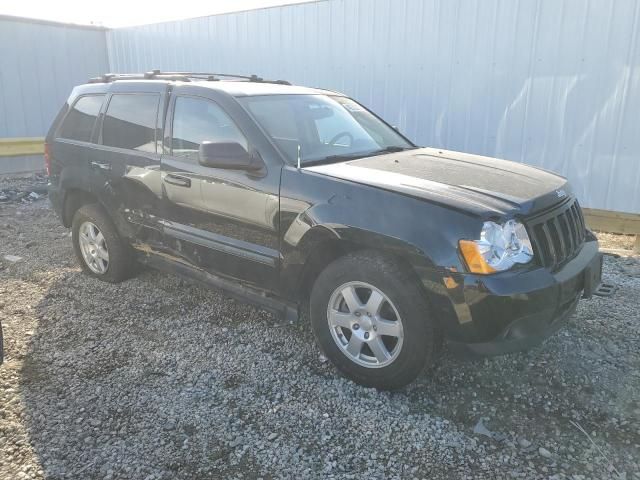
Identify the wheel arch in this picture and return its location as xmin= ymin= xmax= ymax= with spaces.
xmin=286 ymin=224 xmax=441 ymax=309
xmin=62 ymin=188 xmax=100 ymax=228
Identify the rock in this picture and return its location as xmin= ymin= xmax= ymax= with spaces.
xmin=267 ymin=433 xmax=278 ymax=441
xmin=539 ymin=447 xmax=553 ymax=459
xmin=473 ymin=418 xmax=506 ymax=442
xmin=518 ymin=438 xmax=532 ymax=448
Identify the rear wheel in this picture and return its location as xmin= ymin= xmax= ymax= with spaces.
xmin=310 ymin=251 xmax=440 ymax=389
xmin=71 ymin=204 xmax=134 ymax=283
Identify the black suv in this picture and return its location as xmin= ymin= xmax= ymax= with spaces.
xmin=47 ymin=71 xmax=603 ymax=389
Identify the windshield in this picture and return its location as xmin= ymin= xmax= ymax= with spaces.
xmin=238 ymin=94 xmax=414 ymax=165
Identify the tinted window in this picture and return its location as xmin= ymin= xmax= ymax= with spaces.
xmin=59 ymin=95 xmax=104 ymax=142
xmin=171 ymin=96 xmax=247 ymax=160
xmin=102 ymin=94 xmax=159 ymax=152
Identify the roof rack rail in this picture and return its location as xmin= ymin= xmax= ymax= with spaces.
xmin=87 ymin=72 xmax=189 ymax=83
xmin=88 ymin=70 xmax=291 ymax=85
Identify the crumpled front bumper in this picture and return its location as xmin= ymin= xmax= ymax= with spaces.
xmin=456 ymin=291 xmax=580 ymax=355
xmin=429 ymin=235 xmax=602 ymax=355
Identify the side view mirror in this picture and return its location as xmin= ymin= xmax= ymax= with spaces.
xmin=198 ymin=141 xmax=262 ymax=171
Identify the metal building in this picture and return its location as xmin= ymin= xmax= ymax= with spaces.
xmin=0 ymin=15 xmax=109 ymax=173
xmin=1 ymin=0 xmax=639 ymax=217
xmin=106 ymin=0 xmax=640 ymax=215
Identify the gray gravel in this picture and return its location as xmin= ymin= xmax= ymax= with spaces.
xmin=0 ymin=176 xmax=639 ymax=479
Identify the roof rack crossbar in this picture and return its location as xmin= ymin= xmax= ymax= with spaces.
xmin=88 ymin=70 xmax=291 ymax=85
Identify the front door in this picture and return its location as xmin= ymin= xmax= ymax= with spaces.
xmin=160 ymin=88 xmax=281 ymax=291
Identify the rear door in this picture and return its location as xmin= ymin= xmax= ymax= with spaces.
xmin=91 ymin=82 xmax=168 ymax=245
xmin=49 ymin=92 xmax=106 ymax=190
xmin=159 ymin=86 xmax=281 ymax=291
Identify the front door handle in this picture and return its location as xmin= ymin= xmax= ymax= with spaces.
xmin=164 ymin=173 xmax=191 ymax=188
xmin=90 ymin=161 xmax=111 ymax=171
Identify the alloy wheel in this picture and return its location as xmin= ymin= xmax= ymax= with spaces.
xmin=78 ymin=221 xmax=109 ymax=274
xmin=327 ymin=281 xmax=404 ymax=368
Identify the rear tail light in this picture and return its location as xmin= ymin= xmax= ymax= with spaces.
xmin=44 ymin=142 xmax=51 ymax=176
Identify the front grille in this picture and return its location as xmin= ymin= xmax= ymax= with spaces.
xmin=526 ymin=199 xmax=586 ymax=270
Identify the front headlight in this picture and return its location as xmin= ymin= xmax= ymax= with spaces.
xmin=459 ymin=220 xmax=534 ymax=274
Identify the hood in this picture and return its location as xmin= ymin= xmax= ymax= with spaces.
xmin=304 ymin=147 xmax=570 ymax=217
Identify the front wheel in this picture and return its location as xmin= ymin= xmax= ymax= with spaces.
xmin=310 ymin=251 xmax=440 ymax=390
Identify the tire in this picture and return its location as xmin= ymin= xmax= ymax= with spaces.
xmin=310 ymin=251 xmax=441 ymax=390
xmin=71 ymin=203 xmax=134 ymax=283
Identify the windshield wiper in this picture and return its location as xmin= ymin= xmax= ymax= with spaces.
xmin=303 ymin=146 xmax=416 ymax=167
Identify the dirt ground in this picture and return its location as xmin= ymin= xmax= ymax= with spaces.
xmin=596 ymin=232 xmax=637 ymax=252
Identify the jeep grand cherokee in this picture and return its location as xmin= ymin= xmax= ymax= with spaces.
xmin=46 ymin=71 xmax=603 ymax=389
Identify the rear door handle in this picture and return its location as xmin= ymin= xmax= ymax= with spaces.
xmin=90 ymin=161 xmax=111 ymax=171
xmin=164 ymin=173 xmax=191 ymax=188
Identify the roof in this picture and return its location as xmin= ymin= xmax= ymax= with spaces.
xmin=81 ymin=75 xmax=341 ymax=97
xmin=0 ymin=14 xmax=107 ymax=31
xmin=188 ymin=80 xmax=339 ymax=97
xmin=114 ymin=1 xmax=328 ymax=29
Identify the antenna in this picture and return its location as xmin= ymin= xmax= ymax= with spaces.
xmin=297 ymin=144 xmax=302 ymax=170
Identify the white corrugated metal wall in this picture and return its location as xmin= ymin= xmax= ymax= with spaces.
xmin=0 ymin=16 xmax=110 ymax=173
xmin=2 ymin=2 xmax=638 ymax=213
xmin=107 ymin=0 xmax=640 ymax=214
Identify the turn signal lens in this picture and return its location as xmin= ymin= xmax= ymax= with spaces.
xmin=459 ymin=240 xmax=497 ymax=274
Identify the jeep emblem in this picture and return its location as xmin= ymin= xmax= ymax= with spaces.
xmin=556 ymin=189 xmax=567 ymax=198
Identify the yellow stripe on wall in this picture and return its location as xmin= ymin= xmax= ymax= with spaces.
xmin=0 ymin=137 xmax=45 ymax=157
xmin=583 ymin=208 xmax=640 ymax=235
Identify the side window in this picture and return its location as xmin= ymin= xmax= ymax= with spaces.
xmin=58 ymin=95 xmax=104 ymax=142
xmin=102 ymin=94 xmax=159 ymax=152
xmin=171 ymin=96 xmax=248 ymax=161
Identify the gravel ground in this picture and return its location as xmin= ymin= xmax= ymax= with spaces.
xmin=0 ymin=175 xmax=639 ymax=479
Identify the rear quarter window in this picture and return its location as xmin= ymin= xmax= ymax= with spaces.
xmin=101 ymin=94 xmax=160 ymax=152
xmin=58 ymin=95 xmax=105 ymax=142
